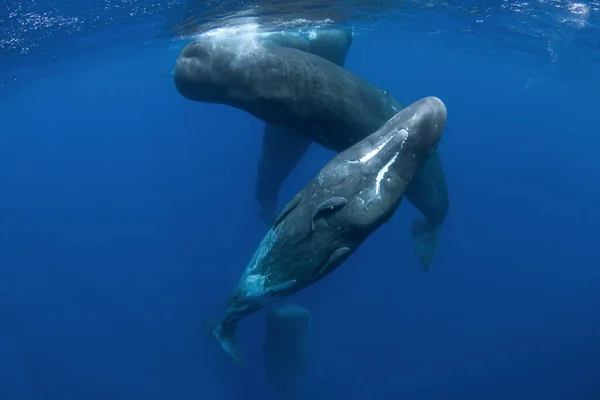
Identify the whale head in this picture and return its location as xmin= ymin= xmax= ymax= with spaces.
xmin=174 ymin=38 xmax=238 ymax=103
xmin=314 ymin=95 xmax=447 ymax=231
xmin=174 ymin=28 xmax=356 ymax=104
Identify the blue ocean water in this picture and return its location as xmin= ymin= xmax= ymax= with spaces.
xmin=1 ymin=1 xmax=600 ymax=399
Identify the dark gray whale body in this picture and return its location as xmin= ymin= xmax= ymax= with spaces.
xmin=174 ymin=30 xmax=448 ymax=270
xmin=254 ymin=29 xmax=354 ymax=224
xmin=175 ymin=37 xmax=402 ymax=148
xmin=202 ymin=96 xmax=447 ymax=366
xmin=405 ymin=150 xmax=449 ymax=269
xmin=263 ymin=304 xmax=311 ymax=396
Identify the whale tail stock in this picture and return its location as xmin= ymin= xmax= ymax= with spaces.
xmin=410 ymin=218 xmax=440 ymax=272
xmin=202 ymin=318 xmax=244 ymax=367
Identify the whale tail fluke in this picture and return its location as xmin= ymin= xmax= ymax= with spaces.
xmin=410 ymin=218 xmax=439 ymax=272
xmin=202 ymin=318 xmax=244 ymax=367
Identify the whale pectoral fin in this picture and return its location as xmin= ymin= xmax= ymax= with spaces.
xmin=274 ymin=191 xmax=303 ymax=229
xmin=411 ymin=219 xmax=439 ymax=272
xmin=266 ymin=280 xmax=297 ymax=295
xmin=255 ymin=125 xmax=312 ymax=224
xmin=311 ymin=197 xmax=348 ymax=231
xmin=241 ymin=280 xmax=297 ymax=311
xmin=245 ymin=280 xmax=297 ymax=304
xmin=315 ymin=247 xmax=352 ymax=280
xmin=235 ymin=303 xmax=252 ymax=313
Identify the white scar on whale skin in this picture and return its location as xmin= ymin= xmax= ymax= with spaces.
xmin=359 ymin=134 xmax=394 ymax=163
xmin=347 ymin=134 xmax=394 ymax=165
xmin=375 ymin=151 xmax=399 ymax=197
xmin=347 ymin=128 xmax=409 ymax=165
xmin=375 ymin=130 xmax=408 ymax=197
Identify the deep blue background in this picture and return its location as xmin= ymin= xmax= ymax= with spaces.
xmin=1 ymin=29 xmax=599 ymax=400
